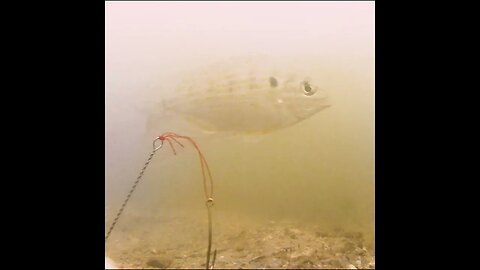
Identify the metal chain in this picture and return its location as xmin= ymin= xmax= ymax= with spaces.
xmin=105 ymin=138 xmax=163 ymax=243
xmin=105 ymin=135 xmax=217 ymax=269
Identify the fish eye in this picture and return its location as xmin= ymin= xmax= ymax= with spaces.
xmin=302 ymin=81 xmax=316 ymax=96
xmin=269 ymin=77 xmax=278 ymax=88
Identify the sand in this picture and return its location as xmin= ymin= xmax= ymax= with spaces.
xmin=106 ymin=211 xmax=374 ymax=269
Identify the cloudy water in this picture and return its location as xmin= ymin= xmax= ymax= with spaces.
xmin=106 ymin=2 xmax=374 ymax=269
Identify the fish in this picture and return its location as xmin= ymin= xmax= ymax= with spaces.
xmin=149 ymin=56 xmax=331 ymax=134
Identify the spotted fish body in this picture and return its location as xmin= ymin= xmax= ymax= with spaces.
xmin=162 ymin=56 xmax=331 ymax=133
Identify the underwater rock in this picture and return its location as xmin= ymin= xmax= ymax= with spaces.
xmin=146 ymin=257 xmax=172 ymax=268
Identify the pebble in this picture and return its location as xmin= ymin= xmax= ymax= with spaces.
xmin=146 ymin=257 xmax=172 ymax=268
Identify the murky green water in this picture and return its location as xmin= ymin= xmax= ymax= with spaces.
xmin=106 ymin=2 xmax=374 ymax=268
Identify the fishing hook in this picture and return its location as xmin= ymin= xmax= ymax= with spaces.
xmin=107 ymin=133 xmax=217 ymax=269
xmin=153 ymin=136 xmax=164 ymax=151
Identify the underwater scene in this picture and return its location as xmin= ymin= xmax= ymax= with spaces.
xmin=105 ymin=2 xmax=374 ymax=269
